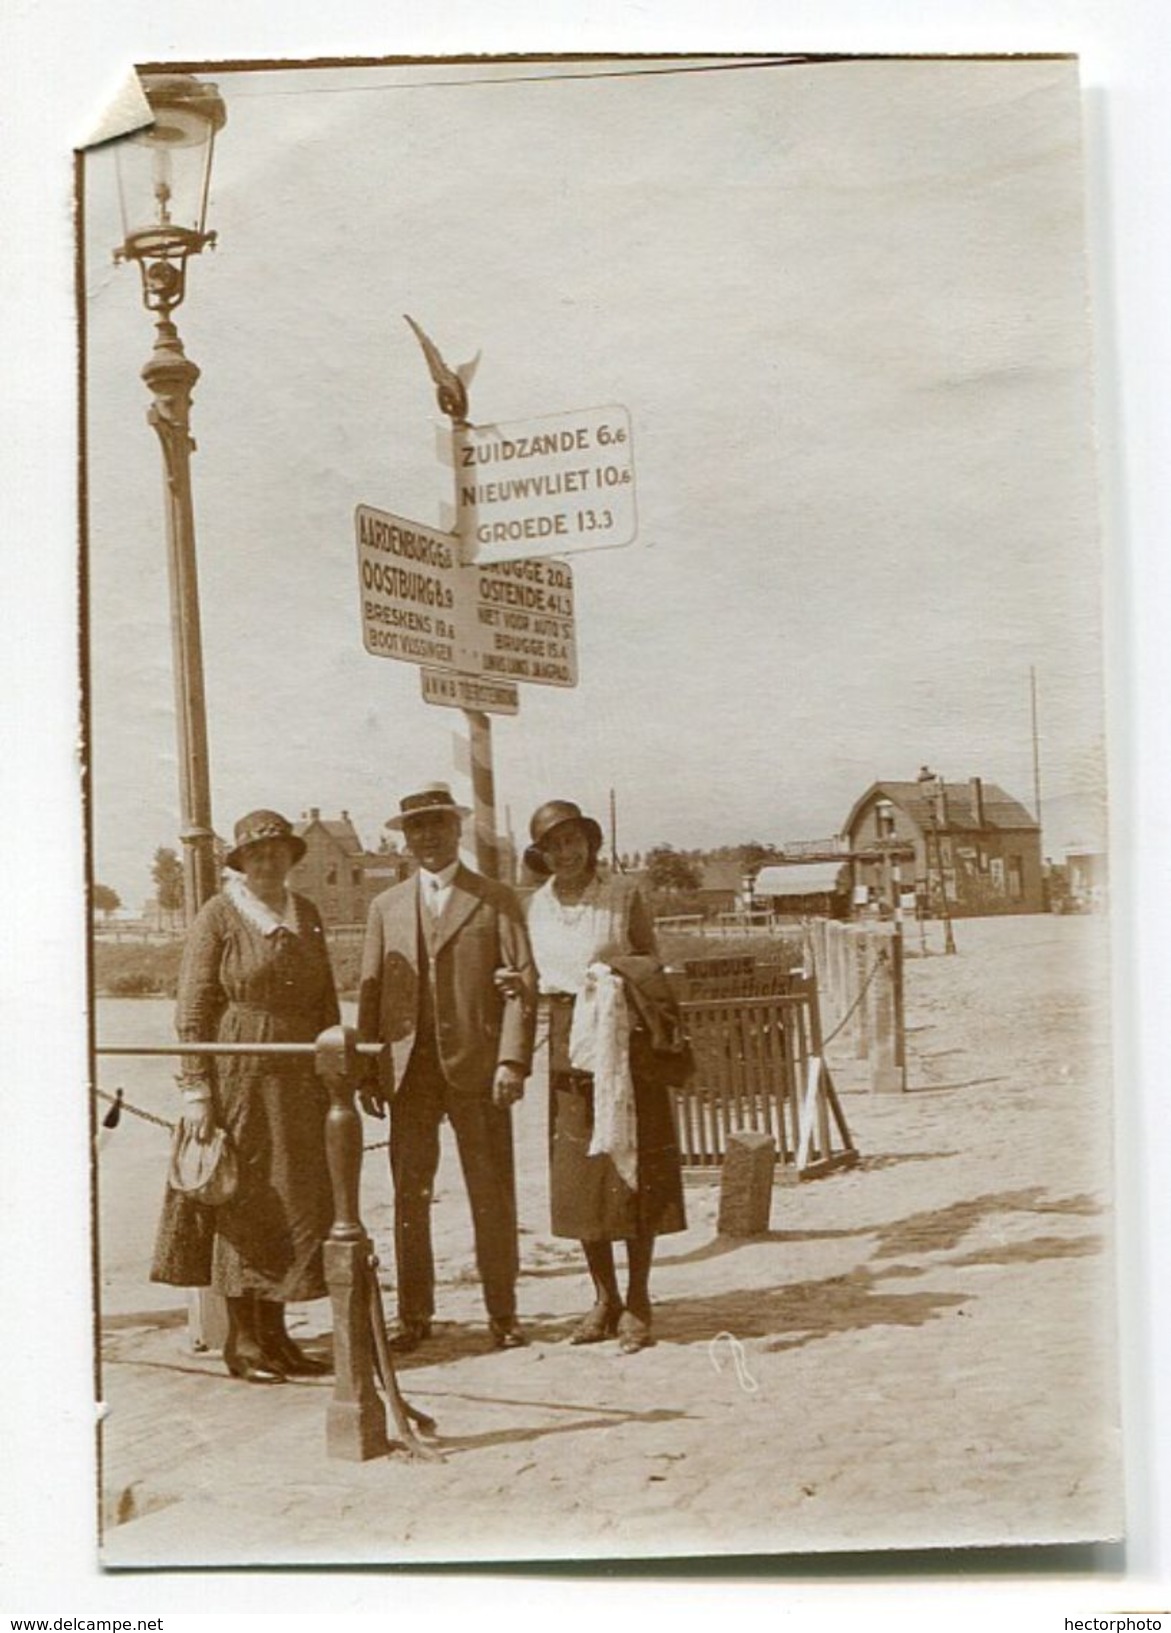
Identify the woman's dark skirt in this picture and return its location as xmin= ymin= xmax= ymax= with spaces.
xmin=547 ymin=998 xmax=686 ymax=1242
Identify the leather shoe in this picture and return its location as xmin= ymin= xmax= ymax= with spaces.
xmin=488 ymin=1318 xmax=528 ymax=1350
xmin=388 ymin=1319 xmax=431 ymax=1354
xmin=268 ymin=1339 xmax=333 ymax=1377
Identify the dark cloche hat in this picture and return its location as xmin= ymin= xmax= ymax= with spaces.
xmin=524 ymin=799 xmax=604 ymax=875
xmin=225 ymin=809 xmax=306 ymax=872
xmin=385 ymin=780 xmax=472 ymax=833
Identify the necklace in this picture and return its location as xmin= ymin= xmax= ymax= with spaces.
xmin=548 ymin=876 xmax=596 ymax=925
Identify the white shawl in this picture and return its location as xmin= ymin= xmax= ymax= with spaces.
xmin=569 ymin=962 xmax=638 ymax=1190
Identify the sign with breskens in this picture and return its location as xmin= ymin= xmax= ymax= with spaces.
xmin=420 ymin=670 xmax=520 ymax=715
xmin=456 ymin=404 xmax=636 ymax=566
xmin=356 ymin=504 xmax=578 ymax=688
xmin=355 ymin=505 xmax=477 ymax=669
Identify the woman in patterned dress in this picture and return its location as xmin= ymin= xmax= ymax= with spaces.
xmin=523 ymin=800 xmax=686 ymax=1353
xmin=152 ymin=810 xmax=339 ymax=1383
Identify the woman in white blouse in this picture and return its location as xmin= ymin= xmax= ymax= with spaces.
xmin=523 ymin=800 xmax=686 ymax=1353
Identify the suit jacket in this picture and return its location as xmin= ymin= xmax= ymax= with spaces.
xmin=357 ymin=864 xmax=537 ymax=1098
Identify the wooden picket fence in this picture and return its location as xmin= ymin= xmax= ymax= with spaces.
xmin=672 ymin=976 xmax=858 ymax=1178
xmin=803 ymin=919 xmax=906 ymax=1095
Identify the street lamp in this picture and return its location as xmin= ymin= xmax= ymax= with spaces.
xmin=114 ymin=74 xmax=227 ymax=925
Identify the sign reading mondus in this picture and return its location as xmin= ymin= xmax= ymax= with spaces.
xmin=356 ymin=504 xmax=577 ymax=687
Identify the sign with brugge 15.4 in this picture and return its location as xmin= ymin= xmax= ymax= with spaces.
xmin=455 ymin=404 xmax=636 ymax=567
xmin=355 ymin=503 xmax=578 ymax=688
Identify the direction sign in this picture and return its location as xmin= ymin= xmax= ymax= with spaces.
xmin=473 ymin=557 xmax=577 ymax=687
xmin=420 ymin=670 xmax=520 ymax=715
xmin=356 ymin=505 xmax=477 ymax=670
xmin=356 ymin=503 xmax=578 ymax=687
xmin=455 ymin=404 xmax=636 ymax=566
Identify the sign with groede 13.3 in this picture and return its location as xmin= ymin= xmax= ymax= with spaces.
xmin=455 ymin=404 xmax=636 ymax=566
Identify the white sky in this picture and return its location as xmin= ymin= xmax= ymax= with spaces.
xmin=82 ymin=55 xmax=1105 ymax=906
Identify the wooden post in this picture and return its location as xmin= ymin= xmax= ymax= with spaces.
xmin=317 ymin=1025 xmax=389 ymax=1462
xmin=869 ymin=927 xmax=902 ymax=1094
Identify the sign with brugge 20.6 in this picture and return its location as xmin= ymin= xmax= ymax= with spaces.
xmin=455 ymin=404 xmax=636 ymax=567
xmin=355 ymin=503 xmax=578 ymax=689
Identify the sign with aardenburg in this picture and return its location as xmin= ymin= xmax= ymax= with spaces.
xmin=356 ymin=505 xmax=477 ymax=670
xmin=357 ymin=504 xmax=578 ymax=687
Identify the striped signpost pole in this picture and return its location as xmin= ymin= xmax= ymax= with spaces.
xmin=402 ymin=315 xmax=504 ymax=884
xmin=463 ymin=708 xmax=499 ymax=881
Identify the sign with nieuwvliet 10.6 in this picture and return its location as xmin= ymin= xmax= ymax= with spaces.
xmin=356 ymin=504 xmax=578 ymax=688
xmin=455 ymin=404 xmax=636 ymax=566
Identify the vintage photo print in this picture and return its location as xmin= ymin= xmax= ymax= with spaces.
xmin=81 ymin=54 xmax=1118 ymax=1567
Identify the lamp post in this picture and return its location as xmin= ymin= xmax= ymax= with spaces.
xmin=114 ymin=74 xmax=227 ymax=927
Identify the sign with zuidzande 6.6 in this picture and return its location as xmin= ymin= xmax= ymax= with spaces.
xmin=455 ymin=404 xmax=636 ymax=566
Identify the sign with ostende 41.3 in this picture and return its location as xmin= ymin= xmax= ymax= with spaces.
xmin=456 ymin=404 xmax=636 ymax=566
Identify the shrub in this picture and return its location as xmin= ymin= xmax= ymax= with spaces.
xmin=92 ymin=940 xmax=184 ymax=998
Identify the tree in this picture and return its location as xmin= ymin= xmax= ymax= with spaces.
xmin=151 ymin=846 xmax=185 ymax=928
xmin=644 ymin=843 xmax=702 ymax=894
xmin=737 ymin=840 xmax=772 ymax=873
xmin=92 ymin=882 xmax=121 ymax=921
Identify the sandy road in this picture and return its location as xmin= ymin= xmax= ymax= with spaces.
xmin=95 ymin=911 xmax=1120 ymax=1565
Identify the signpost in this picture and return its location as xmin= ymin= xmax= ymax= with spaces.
xmin=356 ymin=317 xmax=637 ymax=879
xmin=455 ymin=404 xmax=636 ymax=565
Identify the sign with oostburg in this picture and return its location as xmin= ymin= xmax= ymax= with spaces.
xmin=455 ymin=404 xmax=636 ymax=566
xmin=356 ymin=503 xmax=578 ymax=688
xmin=356 ymin=506 xmax=478 ymax=670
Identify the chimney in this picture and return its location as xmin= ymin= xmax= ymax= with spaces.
xmin=969 ymin=777 xmax=985 ymax=828
xmin=341 ymin=809 xmax=349 ymax=821
xmin=308 ymin=806 xmax=320 ymax=822
xmin=916 ymin=766 xmax=947 ymax=823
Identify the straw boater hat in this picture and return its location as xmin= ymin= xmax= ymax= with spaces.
xmin=523 ymin=799 xmax=604 ymax=876
xmin=385 ymin=781 xmax=471 ymax=833
xmin=225 ymin=809 xmax=306 ymax=872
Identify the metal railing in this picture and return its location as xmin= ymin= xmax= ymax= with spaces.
xmin=95 ymin=1026 xmax=437 ymax=1461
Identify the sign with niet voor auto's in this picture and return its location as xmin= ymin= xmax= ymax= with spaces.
xmin=355 ymin=504 xmax=578 ymax=688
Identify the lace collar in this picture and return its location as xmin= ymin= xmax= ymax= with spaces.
xmin=223 ymin=871 xmax=300 ymax=938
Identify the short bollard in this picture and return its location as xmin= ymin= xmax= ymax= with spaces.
xmin=717 ymin=1130 xmax=776 ymax=1236
xmin=316 ymin=1024 xmax=390 ymax=1462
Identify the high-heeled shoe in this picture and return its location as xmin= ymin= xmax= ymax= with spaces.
xmin=569 ymin=1300 xmax=622 ymax=1345
xmin=616 ymin=1307 xmax=653 ymax=1354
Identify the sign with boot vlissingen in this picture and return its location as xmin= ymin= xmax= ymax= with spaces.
xmin=454 ymin=404 xmax=636 ymax=566
xmin=355 ymin=504 xmax=578 ymax=687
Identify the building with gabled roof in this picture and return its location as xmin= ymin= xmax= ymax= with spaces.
xmin=842 ymin=768 xmax=1044 ymax=917
xmin=289 ymin=807 xmax=411 ymax=926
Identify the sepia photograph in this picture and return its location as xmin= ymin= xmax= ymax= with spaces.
xmin=76 ymin=51 xmax=1123 ymax=1571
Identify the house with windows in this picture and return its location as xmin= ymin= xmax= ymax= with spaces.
xmin=842 ymin=768 xmax=1043 ymax=918
xmin=289 ymin=808 xmax=411 ymax=927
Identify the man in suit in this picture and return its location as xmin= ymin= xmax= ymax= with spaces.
xmin=358 ymin=782 xmax=537 ymax=1351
